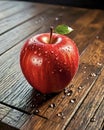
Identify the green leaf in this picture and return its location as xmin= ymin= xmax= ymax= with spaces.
xmin=55 ymin=24 xmax=73 ymax=35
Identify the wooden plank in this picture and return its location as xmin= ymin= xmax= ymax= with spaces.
xmin=0 ymin=122 xmax=18 ymax=130
xmin=21 ymin=116 xmax=59 ymax=130
xmin=0 ymin=104 xmax=11 ymax=120
xmin=100 ymin=122 xmax=104 ymax=130
xmin=21 ymin=115 xmax=47 ymax=130
xmin=0 ymin=103 xmax=29 ymax=130
xmin=1 ymin=109 xmax=29 ymax=129
xmin=0 ymin=1 xmax=17 ymax=12
xmin=0 ymin=8 xmax=104 ymax=115
xmin=0 ymin=1 xmax=9 ymax=6
xmin=0 ymin=2 xmax=35 ymax=20
xmin=0 ymin=5 xmax=70 ymax=55
xmin=65 ymin=68 xmax=104 ymax=130
xmin=71 ymin=10 xmax=104 ymax=53
xmin=85 ymin=99 xmax=104 ymax=130
xmin=0 ymin=4 xmax=104 ymax=130
xmin=0 ymin=2 xmax=51 ymax=35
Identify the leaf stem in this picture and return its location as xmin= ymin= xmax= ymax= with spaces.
xmin=49 ymin=26 xmax=53 ymax=44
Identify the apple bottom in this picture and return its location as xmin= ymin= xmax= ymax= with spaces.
xmin=22 ymin=67 xmax=73 ymax=94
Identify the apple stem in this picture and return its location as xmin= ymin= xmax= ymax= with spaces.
xmin=49 ymin=26 xmax=53 ymax=44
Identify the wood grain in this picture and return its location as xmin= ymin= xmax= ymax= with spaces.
xmin=21 ymin=117 xmax=59 ymax=130
xmin=0 ymin=2 xmax=35 ymax=20
xmin=0 ymin=1 xmax=104 ymax=130
xmin=0 ymin=2 xmax=51 ymax=35
xmin=0 ymin=1 xmax=17 ymax=12
xmin=0 ymin=5 xmax=76 ymax=55
xmin=0 ymin=103 xmax=29 ymax=130
xmin=66 ymin=68 xmax=104 ymax=130
xmin=85 ymin=99 xmax=104 ymax=130
xmin=0 ymin=104 xmax=11 ymax=120
xmin=2 ymin=109 xmax=29 ymax=129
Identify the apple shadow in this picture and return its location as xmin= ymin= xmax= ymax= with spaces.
xmin=27 ymin=88 xmax=60 ymax=114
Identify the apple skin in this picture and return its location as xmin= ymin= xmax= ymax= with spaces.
xmin=20 ymin=33 xmax=79 ymax=94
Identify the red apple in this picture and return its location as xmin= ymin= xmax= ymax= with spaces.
xmin=20 ymin=26 xmax=79 ymax=94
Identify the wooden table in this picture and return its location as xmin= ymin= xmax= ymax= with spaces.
xmin=0 ymin=1 xmax=104 ymax=130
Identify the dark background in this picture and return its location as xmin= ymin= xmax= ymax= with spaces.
xmin=17 ymin=0 xmax=103 ymax=9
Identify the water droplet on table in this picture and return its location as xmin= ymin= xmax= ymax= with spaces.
xmin=70 ymin=99 xmax=76 ymax=103
xmin=69 ymin=84 xmax=74 ymax=88
xmin=35 ymin=109 xmax=39 ymax=113
xmin=96 ymin=35 xmax=99 ymax=39
xmin=78 ymin=86 xmax=83 ymax=90
xmin=55 ymin=17 xmax=59 ymax=21
xmin=97 ymin=62 xmax=102 ymax=66
xmin=90 ymin=72 xmax=96 ymax=77
xmin=49 ymin=103 xmax=56 ymax=108
xmin=57 ymin=112 xmax=65 ymax=119
xmin=30 ymin=104 xmax=35 ymax=108
xmin=64 ymin=88 xmax=73 ymax=96
xmin=90 ymin=117 xmax=96 ymax=122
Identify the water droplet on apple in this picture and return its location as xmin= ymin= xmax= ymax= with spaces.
xmin=38 ymin=53 xmax=42 ymax=56
xmin=64 ymin=62 xmax=67 ymax=65
xmin=48 ymin=61 xmax=50 ymax=64
xmin=51 ymin=51 xmax=54 ymax=54
xmin=32 ymin=57 xmax=43 ymax=66
xmin=56 ymin=57 xmax=59 ymax=60
xmin=52 ymin=71 xmax=55 ymax=74
xmin=55 ymin=53 xmax=58 ymax=56
xmin=45 ymin=51 xmax=48 ymax=54
xmin=32 ymin=45 xmax=34 ymax=49
xmin=59 ymin=69 xmax=62 ymax=72
xmin=25 ymin=48 xmax=27 ymax=51
xmin=34 ymin=51 xmax=37 ymax=54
